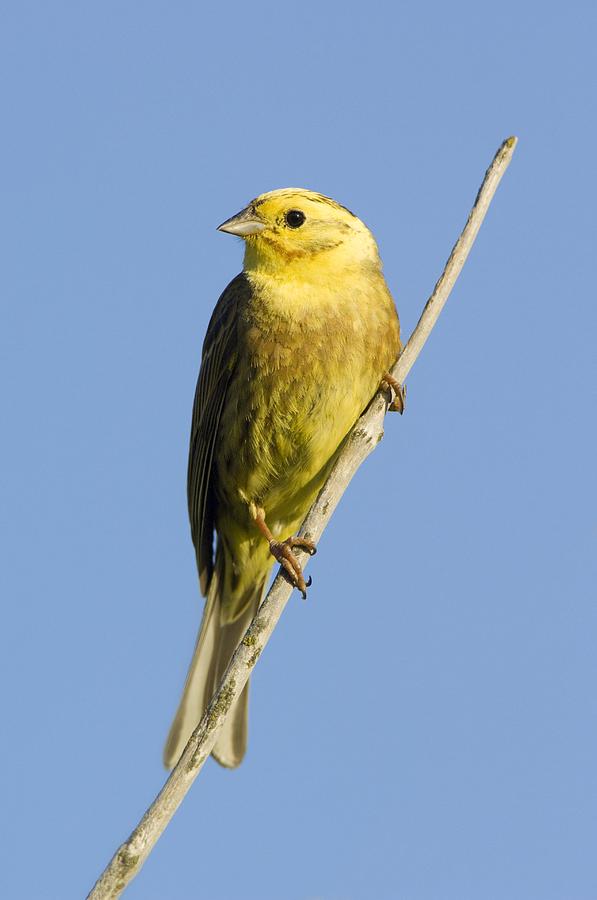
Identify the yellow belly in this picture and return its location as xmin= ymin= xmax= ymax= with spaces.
xmin=215 ymin=270 xmax=400 ymax=539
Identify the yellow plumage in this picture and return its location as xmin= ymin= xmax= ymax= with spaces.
xmin=164 ymin=189 xmax=401 ymax=769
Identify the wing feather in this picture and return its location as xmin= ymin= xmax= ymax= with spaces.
xmin=187 ymin=273 xmax=250 ymax=594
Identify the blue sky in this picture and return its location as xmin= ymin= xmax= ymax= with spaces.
xmin=1 ymin=2 xmax=595 ymax=898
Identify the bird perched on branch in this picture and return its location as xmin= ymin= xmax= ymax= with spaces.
xmin=164 ymin=188 xmax=403 ymax=769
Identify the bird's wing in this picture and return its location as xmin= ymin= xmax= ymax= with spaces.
xmin=187 ymin=273 xmax=249 ymax=595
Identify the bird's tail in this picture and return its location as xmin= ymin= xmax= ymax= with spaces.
xmin=163 ymin=551 xmax=266 ymax=769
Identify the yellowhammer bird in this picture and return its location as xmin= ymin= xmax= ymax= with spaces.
xmin=163 ymin=188 xmax=403 ymax=769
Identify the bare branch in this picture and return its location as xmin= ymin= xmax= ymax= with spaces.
xmin=87 ymin=137 xmax=517 ymax=900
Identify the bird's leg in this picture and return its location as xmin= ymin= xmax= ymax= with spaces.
xmin=382 ymin=371 xmax=406 ymax=414
xmin=252 ymin=505 xmax=317 ymax=599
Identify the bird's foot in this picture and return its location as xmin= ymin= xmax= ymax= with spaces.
xmin=268 ymin=536 xmax=317 ymax=599
xmin=382 ymin=372 xmax=406 ymax=414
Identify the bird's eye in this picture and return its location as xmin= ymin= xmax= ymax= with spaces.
xmin=285 ymin=209 xmax=306 ymax=229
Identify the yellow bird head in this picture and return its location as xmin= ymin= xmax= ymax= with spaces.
xmin=218 ymin=188 xmax=381 ymax=275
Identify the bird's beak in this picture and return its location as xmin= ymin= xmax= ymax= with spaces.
xmin=217 ymin=206 xmax=265 ymax=236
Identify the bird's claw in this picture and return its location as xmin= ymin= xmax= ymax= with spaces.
xmin=382 ymin=372 xmax=407 ymax=414
xmin=269 ymin=536 xmax=317 ymax=598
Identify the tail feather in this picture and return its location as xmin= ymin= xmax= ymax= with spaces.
xmin=163 ymin=557 xmax=266 ymax=770
xmin=209 ymin=614 xmax=254 ymax=768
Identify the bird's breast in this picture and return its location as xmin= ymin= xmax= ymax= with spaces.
xmin=215 ymin=272 xmax=400 ymax=527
